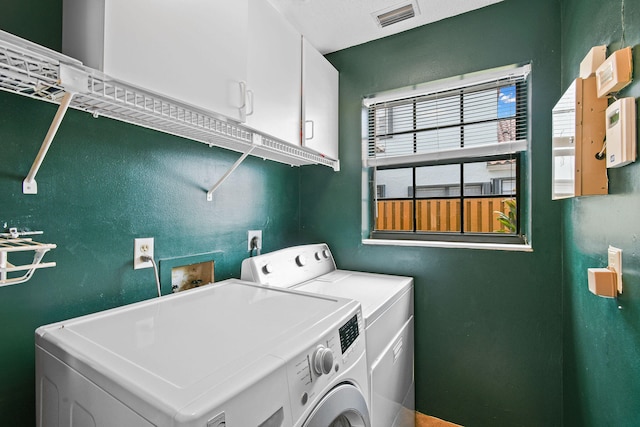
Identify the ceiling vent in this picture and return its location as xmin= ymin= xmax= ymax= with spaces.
xmin=374 ymin=3 xmax=418 ymax=28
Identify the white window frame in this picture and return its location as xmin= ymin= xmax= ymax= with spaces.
xmin=361 ymin=64 xmax=533 ymax=252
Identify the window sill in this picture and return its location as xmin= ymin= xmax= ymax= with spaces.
xmin=362 ymin=238 xmax=533 ymax=252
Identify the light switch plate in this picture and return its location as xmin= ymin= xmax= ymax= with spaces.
xmin=608 ymin=245 xmax=623 ymax=293
xmin=595 ymin=47 xmax=633 ymax=98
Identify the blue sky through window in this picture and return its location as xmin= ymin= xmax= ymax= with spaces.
xmin=497 ymin=85 xmax=516 ymax=118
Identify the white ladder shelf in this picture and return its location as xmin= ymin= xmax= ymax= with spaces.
xmin=0 ymin=231 xmax=56 ymax=287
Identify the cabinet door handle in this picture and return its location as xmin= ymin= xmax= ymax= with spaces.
xmin=246 ymin=89 xmax=254 ymax=116
xmin=239 ymin=82 xmax=254 ymax=118
xmin=305 ymin=120 xmax=315 ymax=140
xmin=239 ymin=81 xmax=247 ymax=120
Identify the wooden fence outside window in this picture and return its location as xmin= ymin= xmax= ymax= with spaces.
xmin=376 ymin=197 xmax=515 ymax=233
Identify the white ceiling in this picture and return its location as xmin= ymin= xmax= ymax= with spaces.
xmin=267 ymin=0 xmax=503 ymax=54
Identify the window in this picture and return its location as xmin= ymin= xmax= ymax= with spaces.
xmin=363 ymin=65 xmax=530 ymax=246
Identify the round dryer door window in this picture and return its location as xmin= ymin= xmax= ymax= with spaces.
xmin=303 ymin=384 xmax=371 ymax=427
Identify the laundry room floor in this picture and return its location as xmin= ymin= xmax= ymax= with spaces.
xmin=416 ymin=412 xmax=463 ymax=427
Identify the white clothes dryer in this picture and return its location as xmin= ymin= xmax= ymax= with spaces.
xmin=241 ymin=244 xmax=415 ymax=427
xmin=36 ymin=279 xmax=370 ymax=427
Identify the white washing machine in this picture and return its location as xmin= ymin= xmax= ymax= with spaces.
xmin=35 ymin=279 xmax=371 ymax=427
xmin=241 ymin=244 xmax=415 ymax=427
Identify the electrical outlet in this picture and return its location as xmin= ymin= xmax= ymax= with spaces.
xmin=608 ymin=246 xmax=623 ymax=294
xmin=248 ymin=230 xmax=262 ymax=251
xmin=134 ymin=237 xmax=154 ymax=270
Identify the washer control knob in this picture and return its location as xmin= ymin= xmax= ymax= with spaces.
xmin=262 ymin=263 xmax=274 ymax=274
xmin=296 ymin=255 xmax=307 ymax=267
xmin=313 ymin=346 xmax=334 ymax=376
xmin=315 ymin=252 xmax=322 ymax=261
xmin=322 ymin=249 xmax=330 ymax=259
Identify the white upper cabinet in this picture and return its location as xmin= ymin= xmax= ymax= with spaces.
xmin=302 ymin=38 xmax=339 ymax=160
xmin=61 ymin=0 xmax=339 ymax=164
xmin=62 ymin=0 xmax=249 ymax=122
xmin=246 ymin=0 xmax=302 ymax=144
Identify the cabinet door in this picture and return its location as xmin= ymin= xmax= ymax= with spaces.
xmin=302 ymin=38 xmax=339 ymax=159
xmin=101 ymin=0 xmax=248 ymax=121
xmin=246 ymin=0 xmax=301 ymax=144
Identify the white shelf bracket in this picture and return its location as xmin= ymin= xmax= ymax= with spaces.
xmin=206 ymin=146 xmax=256 ymax=201
xmin=21 ymin=62 xmax=88 ymax=194
xmin=22 ymin=91 xmax=74 ymax=194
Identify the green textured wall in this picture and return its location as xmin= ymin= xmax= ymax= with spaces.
xmin=560 ymin=0 xmax=640 ymax=425
xmin=0 ymin=2 xmax=302 ymax=424
xmin=301 ymin=0 xmax=564 ymax=425
xmin=9 ymin=1 xmax=638 ymax=426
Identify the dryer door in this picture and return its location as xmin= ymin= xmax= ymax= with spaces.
xmin=303 ymin=384 xmax=370 ymax=427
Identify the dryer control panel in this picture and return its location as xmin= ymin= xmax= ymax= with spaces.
xmin=286 ymin=309 xmax=366 ymax=423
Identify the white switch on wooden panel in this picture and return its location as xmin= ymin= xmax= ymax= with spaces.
xmin=608 ymin=246 xmax=623 ymax=294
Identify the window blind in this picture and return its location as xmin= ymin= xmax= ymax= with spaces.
xmin=364 ymin=64 xmax=530 ymax=168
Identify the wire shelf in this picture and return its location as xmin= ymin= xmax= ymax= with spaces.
xmin=0 ymin=33 xmax=67 ymax=103
xmin=0 ymin=30 xmax=338 ymax=171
